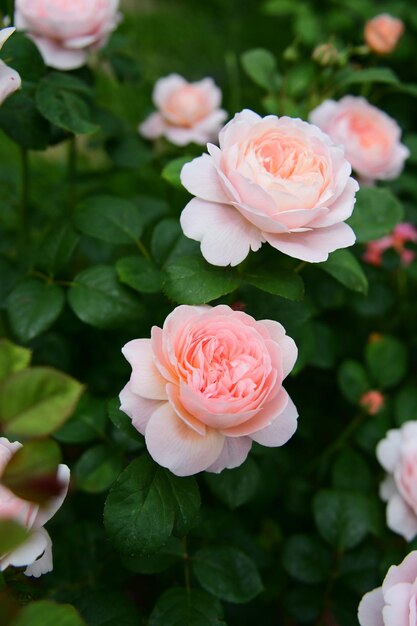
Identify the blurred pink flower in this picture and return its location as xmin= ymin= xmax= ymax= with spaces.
xmin=365 ymin=14 xmax=404 ymax=55
xmin=360 ymin=390 xmax=384 ymax=415
xmin=15 ymin=0 xmax=121 ymax=70
xmin=180 ymin=109 xmax=358 ymax=266
xmin=139 ymin=74 xmax=227 ymax=146
xmin=377 ymin=422 xmax=417 ymax=541
xmin=120 ymin=304 xmax=298 ymax=476
xmin=358 ymin=551 xmax=417 ymax=626
xmin=310 ymin=96 xmax=409 ymax=184
xmin=363 ymin=222 xmax=417 ymax=266
xmin=0 ymin=437 xmax=70 ymax=577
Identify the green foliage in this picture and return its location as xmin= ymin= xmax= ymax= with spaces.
xmin=347 ymin=188 xmax=404 ymax=243
xmin=365 ymin=337 xmax=407 ymax=389
xmin=319 ymin=250 xmax=368 ymax=294
xmin=74 ymin=196 xmax=144 ymax=245
xmin=149 ymin=589 xmax=224 ymax=626
xmin=11 ymin=602 xmax=86 ymax=626
xmin=241 ymin=48 xmax=282 ymax=91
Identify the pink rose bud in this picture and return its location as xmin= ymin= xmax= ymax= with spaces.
xmin=376 ymin=422 xmax=417 ymax=541
xmin=139 ymin=74 xmax=227 ymax=147
xmin=180 ymin=109 xmax=358 ymax=266
xmin=14 ymin=0 xmax=121 ymax=70
xmin=358 ymin=551 xmax=417 ymax=626
xmin=360 ymin=390 xmax=384 ymax=415
xmin=0 ymin=438 xmax=70 ymax=577
xmin=310 ymin=96 xmax=409 ymax=185
xmin=312 ymin=43 xmax=340 ymax=66
xmin=120 ymin=304 xmax=298 ymax=477
xmin=364 ymin=14 xmax=404 ymax=55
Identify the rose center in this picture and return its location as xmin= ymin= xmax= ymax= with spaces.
xmin=165 ymin=86 xmax=209 ymax=127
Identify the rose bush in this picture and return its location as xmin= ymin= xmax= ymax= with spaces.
xmin=180 ymin=110 xmax=359 ymax=265
xmin=120 ymin=305 xmax=298 ymax=476
xmin=139 ymin=74 xmax=227 ymax=146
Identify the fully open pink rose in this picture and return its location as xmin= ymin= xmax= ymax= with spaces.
xmin=180 ymin=109 xmax=358 ymax=266
xmin=0 ymin=28 xmax=21 ymax=104
xmin=120 ymin=305 xmax=298 ymax=476
xmin=358 ymin=551 xmax=417 ymax=626
xmin=139 ymin=74 xmax=227 ymax=146
xmin=377 ymin=422 xmax=417 ymax=541
xmin=0 ymin=437 xmax=70 ymax=577
xmin=365 ymin=14 xmax=404 ymax=55
xmin=15 ymin=0 xmax=121 ymax=70
xmin=310 ymin=96 xmax=409 ymax=185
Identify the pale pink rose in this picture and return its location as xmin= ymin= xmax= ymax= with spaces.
xmin=0 ymin=27 xmax=21 ymax=104
xmin=358 ymin=551 xmax=417 ymax=626
xmin=310 ymin=96 xmax=409 ymax=185
xmin=0 ymin=437 xmax=70 ymax=577
xmin=14 ymin=0 xmax=121 ymax=70
xmin=180 ymin=109 xmax=358 ymax=266
xmin=360 ymin=390 xmax=384 ymax=415
xmin=376 ymin=422 xmax=417 ymax=541
xmin=365 ymin=14 xmax=404 ymax=55
xmin=363 ymin=223 xmax=417 ymax=267
xmin=120 ymin=304 xmax=298 ymax=477
xmin=139 ymin=74 xmax=227 ymax=147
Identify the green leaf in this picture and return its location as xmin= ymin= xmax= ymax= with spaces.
xmin=74 ymin=444 xmax=123 ymax=494
xmin=107 ymin=398 xmax=143 ymax=443
xmin=241 ymin=48 xmax=281 ymax=90
xmin=36 ymin=72 xmax=98 ymax=135
xmin=0 ymin=367 xmax=84 ymax=438
xmin=124 ymin=537 xmax=183 ymax=575
xmin=192 ymin=546 xmax=263 ymax=603
xmin=104 ymin=456 xmax=175 ymax=557
xmin=365 ymin=336 xmax=407 ymax=389
xmin=55 ymin=395 xmax=108 ymax=444
xmin=332 ymin=449 xmax=372 ymax=493
xmin=116 ymin=256 xmax=163 ymax=294
xmin=6 ymin=279 xmax=65 ymax=342
xmin=68 ymin=265 xmax=144 ymax=329
xmin=104 ymin=456 xmax=200 ymax=557
xmin=263 ymin=0 xmax=301 ymax=15
xmin=338 ymin=67 xmax=399 ymax=87
xmin=0 ymin=91 xmax=51 ymax=150
xmin=2 ymin=32 xmax=46 ymax=82
xmin=282 ymin=535 xmax=332 ymax=584
xmin=151 ymin=219 xmax=198 ymax=267
xmin=163 ymin=256 xmax=241 ymax=304
xmin=244 ymin=267 xmax=304 ymax=300
xmin=149 ymin=589 xmax=224 ymax=626
xmin=338 ymin=360 xmax=370 ymax=404
xmin=0 ymin=519 xmax=29 ymax=556
xmin=36 ymin=221 xmax=79 ymax=276
xmin=0 ymin=339 xmax=31 ymax=383
xmin=347 ymin=187 xmax=403 ymax=244
xmin=205 ymin=458 xmax=260 ymax=509
xmin=12 ymin=601 xmax=86 ymax=626
xmin=75 ymin=196 xmax=144 ymax=245
xmin=319 ymin=249 xmax=368 ymax=294
xmin=395 ymin=387 xmax=417 ymax=426
xmin=68 ymin=589 xmax=141 ymax=626
xmin=313 ymin=489 xmax=373 ymax=549
xmin=1 ymin=439 xmax=62 ymax=504
xmin=162 ymin=156 xmax=193 ymax=188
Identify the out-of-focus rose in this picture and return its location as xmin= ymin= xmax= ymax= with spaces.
xmin=0 ymin=27 xmax=21 ymax=105
xmin=0 ymin=437 xmax=70 ymax=577
xmin=139 ymin=74 xmax=227 ymax=146
xmin=14 ymin=0 xmax=121 ymax=70
xmin=358 ymin=551 xmax=417 ymax=626
xmin=310 ymin=96 xmax=409 ymax=185
xmin=364 ymin=14 xmax=404 ymax=55
xmin=363 ymin=222 xmax=417 ymax=267
xmin=180 ymin=109 xmax=358 ymax=266
xmin=120 ymin=304 xmax=298 ymax=477
xmin=312 ymin=43 xmax=340 ymax=66
xmin=360 ymin=390 xmax=384 ymax=415
xmin=377 ymin=422 xmax=417 ymax=541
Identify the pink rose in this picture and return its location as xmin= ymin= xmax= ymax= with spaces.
xmin=180 ymin=109 xmax=358 ymax=266
xmin=0 ymin=437 xmax=70 ymax=578
xmin=139 ymin=74 xmax=227 ymax=146
xmin=15 ymin=0 xmax=121 ymax=70
xmin=365 ymin=14 xmax=404 ymax=55
xmin=358 ymin=551 xmax=417 ymax=626
xmin=377 ymin=422 xmax=417 ymax=541
xmin=309 ymin=96 xmax=409 ymax=185
xmin=120 ymin=304 xmax=298 ymax=477
xmin=0 ymin=28 xmax=21 ymax=105
xmin=363 ymin=222 xmax=417 ymax=267
xmin=360 ymin=390 xmax=384 ymax=415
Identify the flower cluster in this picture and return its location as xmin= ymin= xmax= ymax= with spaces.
xmin=363 ymin=222 xmax=417 ymax=267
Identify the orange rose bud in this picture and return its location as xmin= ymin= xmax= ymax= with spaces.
xmin=360 ymin=390 xmax=384 ymax=415
xmin=364 ymin=14 xmax=404 ymax=55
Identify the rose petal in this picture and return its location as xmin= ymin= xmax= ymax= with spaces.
xmin=122 ymin=338 xmax=167 ymax=400
xmin=181 ymin=154 xmax=229 ymax=203
xmin=206 ymin=436 xmax=252 ymax=474
xmin=357 ymin=587 xmax=385 ymax=626
xmin=250 ymin=393 xmax=298 ymax=446
xmin=119 ymin=382 xmax=163 ymax=435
